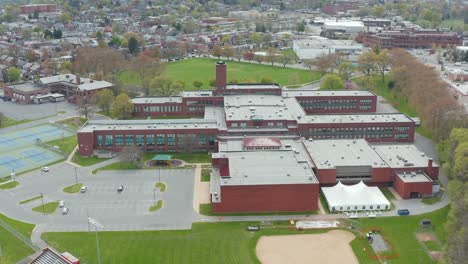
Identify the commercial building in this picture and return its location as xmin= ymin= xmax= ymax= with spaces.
xmin=444 ymin=66 xmax=468 ymax=104
xmin=3 ymin=82 xmax=49 ymax=104
xmin=293 ymin=37 xmax=362 ymax=60
xmin=359 ymin=30 xmax=463 ymax=49
xmin=20 ymin=4 xmax=57 ymax=14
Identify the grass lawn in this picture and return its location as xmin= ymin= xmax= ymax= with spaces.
xmin=19 ymin=195 xmax=43 ymax=205
xmin=41 ymin=206 xmax=448 ymax=264
xmin=379 ymin=187 xmax=396 ymax=209
xmin=199 ymin=203 xmax=317 ymax=216
xmin=0 ymin=181 xmax=19 ymax=189
xmin=32 ymin=201 xmax=59 ymax=214
xmin=319 ymin=192 xmax=331 ymax=214
xmin=56 ymin=117 xmax=87 ymax=131
xmin=119 ymin=58 xmax=320 ymax=89
xmin=0 ymin=116 xmax=32 ymax=128
xmin=423 ymin=240 xmax=441 ymax=251
xmin=0 ymin=214 xmax=35 ymax=264
xmin=46 ymin=136 xmax=77 ymax=155
xmin=350 ymin=206 xmax=449 ymax=264
xmin=149 ymin=200 xmax=163 ymax=212
xmin=72 ymin=152 xmax=110 ymax=166
xmin=94 ymin=162 xmax=138 ymax=173
xmin=63 ymin=183 xmax=83 ymax=194
xmin=201 ymin=168 xmax=210 ymax=182
xmin=422 ymin=192 xmax=444 ymax=205
xmin=155 ymin=182 xmax=166 ymax=192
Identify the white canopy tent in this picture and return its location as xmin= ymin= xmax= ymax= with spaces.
xmin=321 ymin=181 xmax=391 ymax=212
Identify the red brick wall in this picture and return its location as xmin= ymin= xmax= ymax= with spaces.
xmin=394 ymin=176 xmax=433 ymax=199
xmin=371 ymin=167 xmax=394 ymax=183
xmin=314 ymin=169 xmax=336 ymax=184
xmin=216 ymin=63 xmax=226 ymax=88
xmin=212 ymin=183 xmax=319 ymax=213
xmin=77 ymin=132 xmax=94 ymax=156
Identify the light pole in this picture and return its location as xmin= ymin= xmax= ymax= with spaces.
xmin=158 ymin=166 xmax=161 ymax=183
xmin=74 ymin=167 xmax=78 ymax=185
xmin=153 ymin=188 xmax=157 ymax=206
xmin=88 ymin=217 xmax=103 ymax=264
xmin=11 ymin=169 xmax=15 ymax=183
xmin=40 ymin=193 xmax=45 ymax=215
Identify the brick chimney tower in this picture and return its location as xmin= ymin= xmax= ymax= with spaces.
xmin=216 ymin=61 xmax=226 ymax=89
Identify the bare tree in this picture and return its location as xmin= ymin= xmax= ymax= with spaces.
xmin=119 ymin=145 xmax=144 ymax=168
xmin=77 ymin=96 xmax=96 ymax=120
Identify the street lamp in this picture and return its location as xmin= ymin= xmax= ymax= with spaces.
xmin=40 ymin=193 xmax=45 ymax=215
xmin=74 ymin=167 xmax=78 ymax=185
xmin=153 ymin=188 xmax=157 ymax=206
xmin=11 ymin=169 xmax=15 ymax=183
xmin=158 ymin=166 xmax=161 ymax=183
xmin=88 ymin=217 xmax=103 ymax=264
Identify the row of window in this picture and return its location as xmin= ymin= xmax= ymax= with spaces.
xmin=137 ymin=105 xmax=181 ymax=113
xmin=96 ymin=133 xmax=216 ymax=147
xmin=331 ymin=205 xmax=389 ymax=211
xmin=304 ymin=126 xmax=410 ymax=139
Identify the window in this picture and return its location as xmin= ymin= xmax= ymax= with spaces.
xmin=362 ymin=206 xmax=366 ymax=210
xmin=240 ymin=123 xmax=247 ymax=128
xmin=125 ymin=134 xmax=134 ymax=146
xmin=167 ymin=134 xmax=175 ymax=146
xmin=97 ymin=135 xmax=103 ymax=146
xmin=231 ymin=123 xmax=238 ymax=128
xmin=136 ymin=135 xmax=144 ymax=146
xmin=157 ymin=134 xmax=165 ymax=146
xmin=199 ymin=134 xmax=206 ymax=145
xmin=209 ymin=134 xmax=215 ymax=145
xmin=105 ymin=135 xmax=113 ymax=147
xmin=377 ymin=205 xmax=381 ymax=209
xmin=339 ymin=206 xmax=343 ymax=211
xmin=370 ymin=205 xmax=374 ymax=209
xmin=115 ymin=135 xmax=123 ymax=146
xmin=147 ymin=135 xmax=154 ymax=146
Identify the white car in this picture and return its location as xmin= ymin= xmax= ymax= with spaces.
xmin=41 ymin=167 xmax=50 ymax=172
xmin=80 ymin=186 xmax=87 ymax=193
xmin=59 ymin=200 xmax=65 ymax=208
xmin=62 ymin=207 xmax=69 ymax=214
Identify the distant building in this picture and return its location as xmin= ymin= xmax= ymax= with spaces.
xmin=444 ymin=66 xmax=468 ymax=104
xmin=20 ymin=4 xmax=57 ymax=14
xmin=29 ymin=247 xmax=79 ymax=264
xmin=359 ymin=30 xmax=463 ymax=49
xmin=293 ymin=37 xmax=363 ymax=60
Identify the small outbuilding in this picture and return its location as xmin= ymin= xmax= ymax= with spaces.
xmin=151 ymin=154 xmax=173 ymax=166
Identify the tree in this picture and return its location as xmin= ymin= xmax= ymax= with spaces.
xmin=119 ymin=146 xmax=144 ymax=168
xmin=53 ymin=29 xmax=62 ymax=39
xmin=255 ymin=54 xmax=264 ymax=64
xmin=244 ymin=52 xmax=255 ymax=63
xmin=77 ymin=96 xmax=96 ymax=120
xmin=296 ymin=22 xmax=305 ymax=34
xmin=43 ymin=29 xmax=53 ymax=39
xmin=266 ymin=47 xmax=277 ymax=66
xmin=193 ymin=80 xmax=203 ymax=89
xmin=211 ymin=43 xmax=223 ymax=59
xmin=278 ymin=54 xmax=292 ymax=67
xmin=73 ymin=47 xmax=123 ymax=77
xmin=128 ymin=37 xmax=139 ymax=54
xmin=249 ymin=32 xmax=263 ymax=46
xmin=303 ymin=59 xmax=315 ymax=71
xmin=374 ymin=50 xmax=390 ymax=82
xmin=149 ymin=77 xmax=184 ymax=96
xmin=112 ymin=93 xmax=134 ymax=119
xmin=223 ymin=44 xmax=235 ymax=60
xmin=131 ymin=54 xmax=164 ymax=95
xmin=337 ymin=62 xmax=356 ymax=81
xmin=24 ymin=50 xmax=37 ymax=62
xmin=358 ymin=51 xmax=376 ymax=77
xmin=7 ymin=67 xmax=20 ymax=83
xmin=313 ymin=54 xmax=338 ymax=76
xmin=96 ymin=89 xmax=114 ymax=114
xmin=59 ymin=12 xmax=72 ymax=24
xmin=60 ymin=61 xmax=72 ymax=73
xmin=320 ymin=74 xmax=344 ymax=90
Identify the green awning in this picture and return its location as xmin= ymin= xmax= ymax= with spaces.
xmin=152 ymin=154 xmax=172 ymax=161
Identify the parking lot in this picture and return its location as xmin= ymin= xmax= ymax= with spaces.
xmin=0 ymin=163 xmax=197 ymax=231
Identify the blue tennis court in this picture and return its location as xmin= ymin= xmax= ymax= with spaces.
xmin=0 ymin=124 xmax=72 ymax=177
xmin=0 ymin=124 xmax=73 ymax=152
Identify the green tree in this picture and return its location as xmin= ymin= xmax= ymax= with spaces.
xmin=7 ymin=67 xmax=20 ymax=82
xmin=128 ymin=37 xmax=139 ymax=54
xmin=296 ymin=22 xmax=305 ymax=34
xmin=249 ymin=32 xmax=263 ymax=46
xmin=112 ymin=93 xmax=134 ymax=119
xmin=223 ymin=44 xmax=235 ymax=60
xmin=337 ymin=62 xmax=356 ymax=81
xmin=320 ymin=74 xmax=344 ymax=90
xmin=59 ymin=12 xmax=72 ymax=24
xmin=53 ymin=29 xmax=62 ymax=39
xmin=96 ymin=89 xmax=114 ymax=114
xmin=60 ymin=61 xmax=72 ymax=73
xmin=193 ymin=80 xmax=203 ymax=89
xmin=374 ymin=50 xmax=390 ymax=82
xmin=266 ymin=47 xmax=277 ymax=66
xmin=149 ymin=77 xmax=184 ymax=96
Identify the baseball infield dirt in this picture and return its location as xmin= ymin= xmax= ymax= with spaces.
xmin=256 ymin=230 xmax=358 ymax=264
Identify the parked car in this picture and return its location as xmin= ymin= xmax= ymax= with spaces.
xmin=62 ymin=207 xmax=69 ymax=214
xmin=117 ymin=185 xmax=124 ymax=192
xmin=247 ymin=226 xmax=260 ymax=231
xmin=397 ymin=209 xmax=410 ymax=216
xmin=59 ymin=200 xmax=65 ymax=208
xmin=41 ymin=167 xmax=50 ymax=172
xmin=80 ymin=186 xmax=87 ymax=193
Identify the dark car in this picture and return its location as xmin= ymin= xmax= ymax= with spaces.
xmin=397 ymin=209 xmax=410 ymax=216
xmin=118 ymin=185 xmax=124 ymax=192
xmin=247 ymin=226 xmax=260 ymax=231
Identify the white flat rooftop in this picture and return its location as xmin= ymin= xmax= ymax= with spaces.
xmin=131 ymin=97 xmax=183 ymax=104
xmin=215 ymin=150 xmax=318 ymax=186
xmin=298 ymin=113 xmax=414 ymax=124
xmin=303 ymin=139 xmax=388 ymax=169
xmin=226 ymin=84 xmax=281 ymax=89
xmin=396 ymin=171 xmax=432 ymax=183
xmin=372 ymin=144 xmax=437 ymax=168
xmin=78 ymin=119 xmax=218 ymax=133
xmin=282 ymin=90 xmax=374 ymax=97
